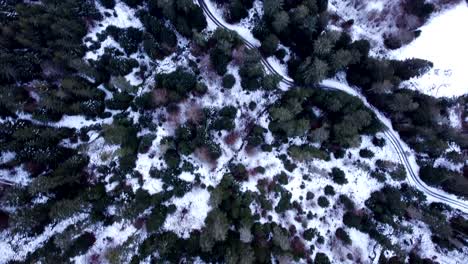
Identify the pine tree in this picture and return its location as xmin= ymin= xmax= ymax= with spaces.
xmin=272 ymin=226 xmax=291 ymax=251
xmin=299 ymin=57 xmax=329 ymax=85
xmin=264 ymin=0 xmax=283 ymax=18
xmin=261 ymin=34 xmax=279 ymax=55
xmin=330 ymin=49 xmax=353 ymax=71
xmin=206 ymin=209 xmax=229 ymax=241
xmin=272 ymin=11 xmax=289 ymax=34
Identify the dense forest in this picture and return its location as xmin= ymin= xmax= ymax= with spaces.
xmin=0 ymin=0 xmax=466 ymax=263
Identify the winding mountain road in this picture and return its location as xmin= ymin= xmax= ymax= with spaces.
xmin=198 ymin=0 xmax=468 ymax=213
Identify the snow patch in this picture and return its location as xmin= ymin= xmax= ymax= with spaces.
xmin=391 ymin=2 xmax=468 ymax=98
xmin=163 ymin=188 xmax=211 ymax=238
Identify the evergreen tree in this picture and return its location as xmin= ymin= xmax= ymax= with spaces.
xmin=298 ymin=57 xmax=329 ymax=85
xmin=272 ymin=11 xmax=290 ymax=34
xmin=264 ymin=0 xmax=283 ymax=18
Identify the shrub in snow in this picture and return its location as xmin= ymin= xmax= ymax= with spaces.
xmin=371 ymin=170 xmax=386 ymax=183
xmin=314 ymin=252 xmax=331 ymax=264
xmin=288 ymin=144 xmax=329 ymax=161
xmin=335 ymin=227 xmax=352 ymax=245
xmin=372 ymin=136 xmax=386 ymax=147
xmin=261 ymin=34 xmax=279 ymax=55
xmin=122 ymin=0 xmax=143 ymax=8
xmin=138 ymin=134 xmax=156 ymax=154
xmin=213 ymin=0 xmax=255 ymax=23
xmin=324 ymin=185 xmax=335 ymax=196
xmin=317 ymin=196 xmax=330 ymax=208
xmin=303 ymin=228 xmax=318 ymax=241
xmin=67 ymin=232 xmax=96 ymax=257
xmin=100 ymin=0 xmax=115 ymax=9
xmin=211 ymin=106 xmax=237 ymax=131
xmin=272 ymin=225 xmax=291 ymax=251
xmin=148 ymin=0 xmax=207 ymax=38
xmin=330 ymin=167 xmax=348 ymax=185
xmin=247 ymin=125 xmax=267 ymax=148
xmin=222 ymin=74 xmax=236 ymax=89
xmin=106 ymin=26 xmax=143 ymax=55
xmin=389 ymin=165 xmax=407 ymax=181
xmin=338 ymin=195 xmax=355 ymax=211
xmin=359 ymin=148 xmax=375 ymax=158
xmin=146 ymin=205 xmax=169 ymax=233
xmin=229 ymin=163 xmax=248 ymax=181
xmin=209 ymin=29 xmax=242 ymax=75
xmin=153 ymin=68 xmax=198 ymax=105
xmin=275 ymin=189 xmax=293 ymax=213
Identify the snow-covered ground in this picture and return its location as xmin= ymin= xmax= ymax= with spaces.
xmin=391 ymin=2 xmax=468 ymax=98
xmin=329 ymin=0 xmax=468 ymax=98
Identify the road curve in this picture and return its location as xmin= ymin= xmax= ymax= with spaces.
xmin=198 ymin=0 xmax=468 ymax=213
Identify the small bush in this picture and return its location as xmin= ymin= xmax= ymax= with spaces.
xmin=222 ymin=74 xmax=236 ymax=89
xmin=371 ymin=171 xmax=386 ymax=183
xmin=317 ymin=196 xmax=330 ymax=208
xmin=335 ymin=227 xmax=352 ymax=245
xmin=359 ymin=148 xmax=374 ymax=158
xmin=330 ymin=167 xmax=347 ymax=185
xmin=338 ymin=195 xmax=355 ymax=211
xmin=390 ymin=165 xmax=406 ymax=181
xmin=372 ymin=136 xmax=386 ymax=147
xmin=314 ymin=252 xmax=331 ymax=264
xmin=324 ymin=185 xmax=335 ymax=196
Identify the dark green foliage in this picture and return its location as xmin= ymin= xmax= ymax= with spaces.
xmin=145 ymin=68 xmax=198 ymax=106
xmin=288 ymin=145 xmax=329 ymax=161
xmin=372 ymin=136 xmax=386 ymax=147
xmin=106 ymin=26 xmax=142 ymax=55
xmin=138 ymin=134 xmax=156 ymax=154
xmin=246 ymin=125 xmax=267 ymax=148
xmin=222 ymin=74 xmax=236 ymax=89
xmin=103 ymin=117 xmax=139 ymax=172
xmin=209 ymin=29 xmax=241 ymax=75
xmin=106 ymin=92 xmax=133 ymax=110
xmin=324 ymin=185 xmax=335 ymax=196
xmin=392 ymin=59 xmax=433 ymax=80
xmin=275 ymin=189 xmax=293 ymax=213
xmin=269 ymin=88 xmax=381 ymax=146
xmin=371 ymin=170 xmax=387 ymax=183
xmin=146 ymin=205 xmax=169 ymax=233
xmin=317 ymin=196 xmax=329 ymax=208
xmin=100 ymin=0 xmax=116 ymax=9
xmin=338 ymin=195 xmax=355 ymax=211
xmin=389 ymin=165 xmax=406 ymax=181
xmin=303 ymin=228 xmax=318 ymax=241
xmin=314 ymin=252 xmax=331 ymax=264
xmin=403 ymin=0 xmax=435 ymax=20
xmin=148 ymin=0 xmax=207 ymax=38
xmin=277 ymin=172 xmax=289 ymax=185
xmin=365 ymin=186 xmax=406 ymax=226
xmin=211 ymin=106 xmax=238 ymax=131
xmin=239 ymin=49 xmax=266 ymax=90
xmin=213 ymin=0 xmax=255 ymax=23
xmin=335 ymin=228 xmax=351 ymax=245
xmin=164 ymin=149 xmax=181 ymax=169
xmin=359 ymin=148 xmax=374 ymax=158
xmin=66 ymin=232 xmax=96 ymax=257
xmin=139 ymin=12 xmax=177 ymax=59
xmin=261 ymin=34 xmax=279 ymax=55
xmin=229 ymin=163 xmax=248 ymax=181
xmin=330 ymin=167 xmax=347 ymax=185
xmin=420 ymin=166 xmax=455 ymax=186
xmin=122 ymin=0 xmax=143 ymax=8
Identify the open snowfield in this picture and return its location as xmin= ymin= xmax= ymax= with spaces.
xmin=391 ymin=2 xmax=468 ymax=98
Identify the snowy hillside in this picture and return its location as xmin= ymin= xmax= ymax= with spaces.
xmin=0 ymin=0 xmax=467 ymax=263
